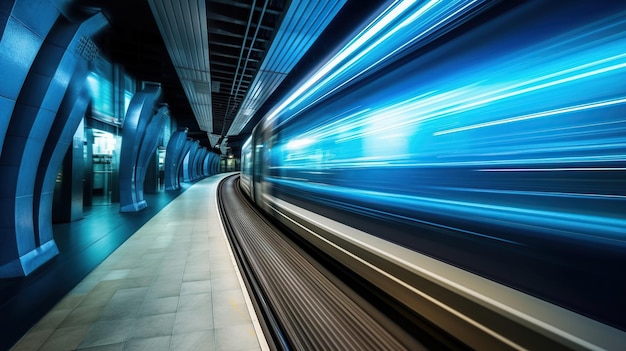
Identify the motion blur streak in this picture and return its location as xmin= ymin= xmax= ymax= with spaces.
xmin=435 ymin=97 xmax=626 ymax=136
xmin=243 ymin=0 xmax=626 ymax=333
xmin=266 ymin=0 xmax=489 ymax=124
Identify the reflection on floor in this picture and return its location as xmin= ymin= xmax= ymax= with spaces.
xmin=3 ymin=175 xmax=265 ymax=350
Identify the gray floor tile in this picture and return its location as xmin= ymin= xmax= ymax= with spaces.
xmin=170 ymin=330 xmax=215 ymax=351
xmin=183 ymin=270 xmax=211 ymax=282
xmin=10 ymin=328 xmax=55 ymax=351
xmin=212 ymin=289 xmax=245 ymax=307
xmin=182 ymin=268 xmax=210 ymax=279
xmin=54 ymin=294 xmax=86 ymax=310
xmin=124 ymin=336 xmax=171 ymax=351
xmin=31 ymin=308 xmax=72 ymax=331
xmin=98 ymin=288 xmax=147 ymax=321
xmin=39 ymin=325 xmax=91 ymax=351
xmin=129 ymin=313 xmax=175 ymax=340
xmin=212 ymin=302 xmax=253 ymax=329
xmin=181 ymin=280 xmax=212 ymax=295
xmin=102 ymin=269 xmax=131 ymax=281
xmin=140 ymin=296 xmax=179 ymax=316
xmin=59 ymin=305 xmax=105 ymax=328
xmin=210 ymin=276 xmax=240 ymax=292
xmin=215 ymin=324 xmax=260 ymax=351
xmin=77 ymin=342 xmax=124 ymax=351
xmin=79 ymin=319 xmax=134 ymax=349
xmin=119 ymin=275 xmax=155 ymax=289
xmin=79 ymin=280 xmax=123 ymax=307
xmin=177 ymin=293 xmax=212 ymax=312
xmin=173 ymin=310 xmax=214 ymax=334
xmin=146 ymin=282 xmax=182 ymax=299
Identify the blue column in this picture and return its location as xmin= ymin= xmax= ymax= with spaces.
xmin=198 ymin=148 xmax=208 ymax=177
xmin=203 ymin=154 xmax=210 ymax=176
xmin=0 ymin=0 xmax=63 ymax=156
xmin=179 ymin=139 xmax=194 ymax=183
xmin=212 ymin=153 xmax=220 ymax=175
xmin=191 ymin=145 xmax=204 ymax=180
xmin=118 ymin=85 xmax=161 ymax=212
xmin=134 ymin=106 xmax=168 ymax=206
xmin=203 ymin=152 xmax=216 ymax=177
xmin=174 ymin=137 xmax=194 ymax=187
xmin=201 ymin=149 xmax=209 ymax=177
xmin=204 ymin=152 xmax=219 ymax=176
xmin=34 ymin=13 xmax=106 ymax=260
xmin=0 ymin=8 xmax=106 ymax=277
xmin=183 ymin=140 xmax=199 ymax=182
xmin=163 ymin=129 xmax=187 ymax=191
xmin=178 ymin=138 xmax=193 ymax=181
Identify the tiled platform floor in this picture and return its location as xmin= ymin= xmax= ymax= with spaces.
xmin=11 ymin=174 xmax=267 ymax=351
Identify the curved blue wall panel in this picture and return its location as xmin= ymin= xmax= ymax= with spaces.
xmin=191 ymin=145 xmax=204 ymax=180
xmin=34 ymin=12 xmax=106 ymax=252
xmin=205 ymin=153 xmax=219 ymax=176
xmin=198 ymin=148 xmax=208 ymax=177
xmin=36 ymin=87 xmax=89 ymax=248
xmin=203 ymin=152 xmax=219 ymax=176
xmin=203 ymin=154 xmax=210 ymax=176
xmin=0 ymin=7 xmax=107 ymax=277
xmin=179 ymin=139 xmax=194 ymax=184
xmin=134 ymin=106 xmax=168 ymax=206
xmin=183 ymin=140 xmax=199 ymax=182
xmin=119 ymin=85 xmax=161 ymax=212
xmin=163 ymin=129 xmax=187 ymax=191
xmin=0 ymin=0 xmax=60 ymax=156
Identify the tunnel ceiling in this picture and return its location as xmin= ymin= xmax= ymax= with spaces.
xmin=73 ymin=0 xmax=385 ymax=152
xmin=206 ymin=0 xmax=287 ymax=140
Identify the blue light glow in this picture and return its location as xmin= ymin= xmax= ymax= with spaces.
xmin=285 ymin=138 xmax=315 ymax=150
xmin=265 ymin=0 xmax=489 ymax=124
xmin=242 ymin=0 xmax=626 ymax=330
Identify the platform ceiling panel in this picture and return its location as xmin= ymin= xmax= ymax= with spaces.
xmin=148 ymin=0 xmax=213 ymax=132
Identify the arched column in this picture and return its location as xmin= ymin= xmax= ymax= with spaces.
xmin=204 ymin=152 xmax=219 ymax=176
xmin=163 ymin=129 xmax=187 ymax=190
xmin=203 ymin=153 xmax=214 ymax=176
xmin=201 ymin=149 xmax=209 ymax=177
xmin=34 ymin=13 xmax=106 ymax=257
xmin=212 ymin=153 xmax=220 ymax=174
xmin=0 ymin=8 xmax=107 ymax=277
xmin=0 ymin=0 xmax=65 ymax=156
xmin=134 ymin=106 xmax=168 ymax=205
xmin=179 ymin=139 xmax=194 ymax=183
xmin=118 ymin=85 xmax=161 ymax=212
xmin=183 ymin=140 xmax=199 ymax=182
xmin=191 ymin=145 xmax=204 ymax=180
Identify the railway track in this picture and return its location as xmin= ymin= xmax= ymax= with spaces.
xmin=217 ymin=174 xmax=447 ymax=350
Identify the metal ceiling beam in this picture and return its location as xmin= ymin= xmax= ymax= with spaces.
xmin=212 ymin=68 xmax=253 ymax=78
xmin=208 ymin=0 xmax=283 ymax=16
xmin=227 ymin=0 xmax=269 ymax=133
xmin=208 ymin=12 xmax=274 ymax=31
xmin=227 ymin=0 xmax=348 ymax=136
xmin=209 ymin=28 xmax=270 ymax=43
xmin=211 ymin=51 xmax=261 ymax=62
xmin=212 ymin=41 xmax=265 ymax=52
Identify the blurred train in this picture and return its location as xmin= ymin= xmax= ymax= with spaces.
xmin=240 ymin=0 xmax=626 ymax=349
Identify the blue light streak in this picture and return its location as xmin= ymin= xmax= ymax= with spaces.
xmin=239 ymin=0 xmax=626 ymax=331
xmin=435 ymin=97 xmax=626 ymax=136
xmin=260 ymin=0 xmax=626 ymax=250
xmin=265 ymin=0 xmax=490 ymax=125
